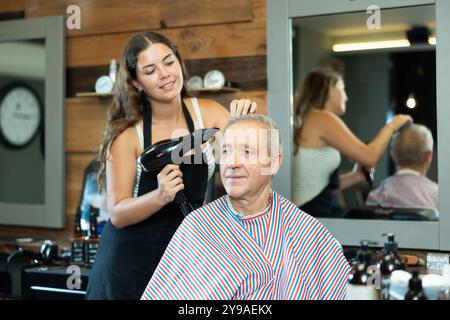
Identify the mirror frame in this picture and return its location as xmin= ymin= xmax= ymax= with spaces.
xmin=267 ymin=0 xmax=450 ymax=250
xmin=0 ymin=16 xmax=65 ymax=228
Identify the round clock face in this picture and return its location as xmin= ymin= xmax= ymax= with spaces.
xmin=0 ymin=86 xmax=42 ymax=148
xmin=187 ymin=75 xmax=204 ymax=90
xmin=203 ymin=69 xmax=225 ymax=89
xmin=95 ymin=75 xmax=114 ymax=94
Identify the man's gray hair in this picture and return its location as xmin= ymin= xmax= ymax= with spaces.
xmin=390 ymin=123 xmax=434 ymax=167
xmin=223 ymin=114 xmax=283 ymax=156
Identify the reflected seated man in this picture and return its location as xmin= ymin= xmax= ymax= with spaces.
xmin=141 ymin=114 xmax=350 ymax=300
xmin=366 ymin=123 xmax=438 ymax=210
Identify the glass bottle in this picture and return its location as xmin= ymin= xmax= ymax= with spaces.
xmin=71 ymin=206 xmax=86 ymax=264
xmin=405 ymin=271 xmax=427 ymax=300
xmin=85 ymin=206 xmax=100 ymax=265
xmin=109 ymin=59 xmax=117 ymax=83
xmin=348 ymin=241 xmax=379 ymax=300
xmin=375 ymin=233 xmax=407 ymax=299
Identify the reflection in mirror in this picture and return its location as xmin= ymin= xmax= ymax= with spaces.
xmin=291 ymin=5 xmax=438 ymax=221
xmin=0 ymin=40 xmax=45 ymax=205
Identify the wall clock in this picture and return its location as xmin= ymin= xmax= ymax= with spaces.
xmin=0 ymin=84 xmax=42 ymax=148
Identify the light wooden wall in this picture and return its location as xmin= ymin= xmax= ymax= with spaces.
xmin=0 ymin=0 xmax=267 ymax=243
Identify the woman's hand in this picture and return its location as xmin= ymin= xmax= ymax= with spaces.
xmin=351 ymin=163 xmax=367 ymax=184
xmin=156 ymin=164 xmax=184 ymax=205
xmin=388 ymin=114 xmax=413 ymax=132
xmin=230 ymin=99 xmax=257 ymax=116
xmin=352 ymin=163 xmax=374 ymax=183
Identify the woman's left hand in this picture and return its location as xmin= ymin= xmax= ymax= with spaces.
xmin=230 ymin=99 xmax=257 ymax=116
xmin=352 ymin=163 xmax=374 ymax=184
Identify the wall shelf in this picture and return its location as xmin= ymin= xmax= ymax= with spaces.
xmin=188 ymin=87 xmax=240 ymax=94
xmin=76 ymin=92 xmax=113 ymax=98
xmin=76 ymin=87 xmax=240 ymax=98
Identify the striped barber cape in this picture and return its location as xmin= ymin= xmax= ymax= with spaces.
xmin=141 ymin=191 xmax=350 ymax=300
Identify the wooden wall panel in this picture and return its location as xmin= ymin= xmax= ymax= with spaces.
xmin=26 ymin=0 xmax=254 ymax=37
xmin=0 ymin=1 xmax=26 ymax=13
xmin=66 ymin=97 xmax=110 ymax=152
xmin=67 ymin=21 xmax=266 ymax=67
xmin=253 ymin=0 xmax=266 ymax=22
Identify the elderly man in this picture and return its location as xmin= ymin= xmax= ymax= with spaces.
xmin=141 ymin=114 xmax=350 ymax=300
xmin=366 ymin=123 xmax=438 ymax=209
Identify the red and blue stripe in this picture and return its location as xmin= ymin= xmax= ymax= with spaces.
xmin=141 ymin=192 xmax=350 ymax=300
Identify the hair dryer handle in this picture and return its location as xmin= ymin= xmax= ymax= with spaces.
xmin=362 ymin=167 xmax=374 ymax=189
xmin=174 ymin=191 xmax=198 ymax=217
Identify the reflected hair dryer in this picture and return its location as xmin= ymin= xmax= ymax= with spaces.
xmin=139 ymin=128 xmax=219 ymax=217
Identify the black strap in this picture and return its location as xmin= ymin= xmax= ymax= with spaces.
xmin=142 ymin=99 xmax=195 ymax=149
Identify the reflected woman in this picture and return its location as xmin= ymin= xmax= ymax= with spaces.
xmin=292 ymin=68 xmax=412 ymax=217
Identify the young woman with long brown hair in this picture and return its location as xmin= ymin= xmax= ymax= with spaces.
xmin=86 ymin=32 xmax=256 ymax=299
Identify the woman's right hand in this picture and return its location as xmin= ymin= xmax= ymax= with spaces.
xmin=388 ymin=114 xmax=413 ymax=132
xmin=156 ymin=164 xmax=184 ymax=205
xmin=230 ymin=99 xmax=257 ymax=116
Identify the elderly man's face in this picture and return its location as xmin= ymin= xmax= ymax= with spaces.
xmin=219 ymin=121 xmax=282 ymax=199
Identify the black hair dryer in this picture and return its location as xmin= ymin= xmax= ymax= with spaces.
xmin=139 ymin=128 xmax=219 ymax=217
xmin=6 ymin=240 xmax=58 ymax=266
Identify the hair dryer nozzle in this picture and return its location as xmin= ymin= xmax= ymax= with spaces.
xmin=139 ymin=128 xmax=219 ymax=172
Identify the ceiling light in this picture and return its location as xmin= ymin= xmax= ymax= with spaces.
xmin=332 ymin=39 xmax=411 ymax=52
xmin=406 ymin=94 xmax=417 ymax=109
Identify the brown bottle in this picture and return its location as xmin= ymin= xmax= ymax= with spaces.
xmin=348 ymin=241 xmax=378 ymax=300
xmin=376 ymin=234 xmax=406 ymax=276
xmin=376 ymin=233 xmax=407 ymax=299
xmin=405 ymin=271 xmax=427 ymax=300
xmin=349 ymin=241 xmax=371 ymax=284
xmin=71 ymin=206 xmax=86 ymax=264
xmin=85 ymin=206 xmax=100 ymax=265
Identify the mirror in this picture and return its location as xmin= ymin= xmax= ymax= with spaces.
xmin=0 ymin=16 xmax=65 ymax=228
xmin=0 ymin=40 xmax=46 ymax=205
xmin=291 ymin=5 xmax=437 ymax=221
xmin=267 ymin=0 xmax=450 ymax=250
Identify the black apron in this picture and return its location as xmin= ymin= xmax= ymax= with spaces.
xmin=299 ymin=168 xmax=340 ymax=218
xmin=86 ymin=101 xmax=208 ymax=300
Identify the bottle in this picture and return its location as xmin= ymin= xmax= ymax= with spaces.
xmin=375 ymin=233 xmax=407 ymax=299
xmin=71 ymin=206 xmax=86 ymax=264
xmin=405 ymin=271 xmax=427 ymax=300
xmin=347 ymin=241 xmax=379 ymax=300
xmin=376 ymin=234 xmax=407 ymax=275
xmin=109 ymin=59 xmax=117 ymax=83
xmin=85 ymin=205 xmax=100 ymax=265
xmin=350 ymin=240 xmax=372 ymax=266
xmin=437 ymin=264 xmax=450 ymax=300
